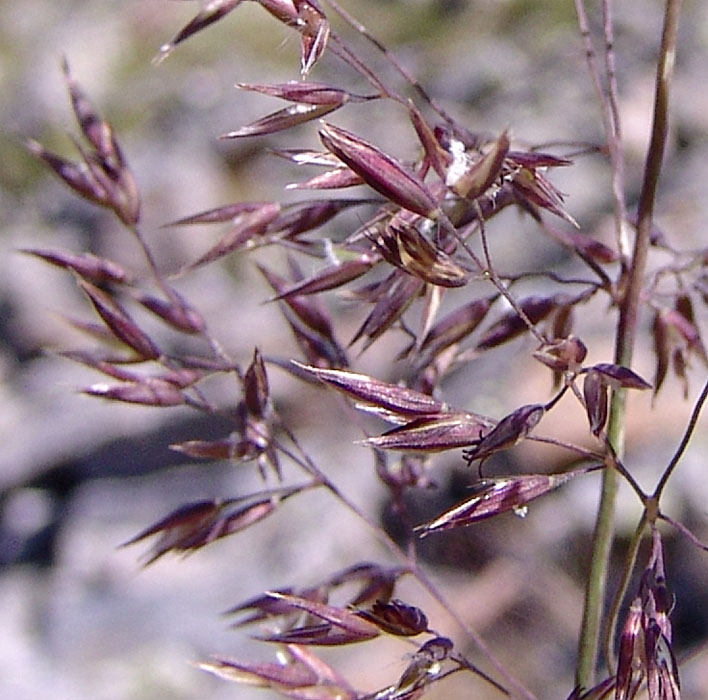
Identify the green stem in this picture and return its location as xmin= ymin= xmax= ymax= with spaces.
xmin=575 ymin=402 xmax=621 ymax=687
xmin=575 ymin=0 xmax=682 ymax=688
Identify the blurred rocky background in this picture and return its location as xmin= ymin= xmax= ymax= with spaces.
xmin=2 ymin=1 xmax=708 ymax=699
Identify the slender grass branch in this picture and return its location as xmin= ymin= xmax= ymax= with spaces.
xmin=275 ymin=419 xmax=537 ymax=700
xmin=573 ymin=0 xmax=629 ymax=261
xmin=325 ymin=0 xmax=457 ymax=125
xmin=601 ymin=0 xmax=630 ymax=261
xmin=654 ymin=375 xmax=708 ymax=499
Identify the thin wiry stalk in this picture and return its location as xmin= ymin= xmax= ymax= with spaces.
xmin=432 ymin=662 xmax=509 ymax=698
xmin=407 ymin=563 xmax=534 ymax=700
xmin=274 ymin=419 xmax=537 ymax=700
xmin=654 ymin=375 xmax=708 ymax=499
xmin=324 ymin=0 xmax=457 ymax=125
xmin=128 ymin=224 xmax=174 ymax=297
xmin=573 ymin=0 xmax=629 ymax=262
xmin=604 ymin=444 xmax=645 ymax=503
xmin=326 ymin=31 xmax=394 ymax=100
xmin=601 ymin=0 xmax=630 ymax=262
xmin=536 ymin=219 xmax=614 ymax=290
xmin=659 ymin=512 xmax=708 ymax=552
xmin=506 ymin=270 xmax=604 ymax=288
xmin=575 ymin=0 xmax=683 ymax=688
xmin=413 ymin=419 xmax=606 ymax=465
xmin=464 ymin=200 xmax=547 ymax=345
xmin=105 ymin=220 xmax=245 ymax=415
xmin=477 ymin=220 xmax=546 ymax=344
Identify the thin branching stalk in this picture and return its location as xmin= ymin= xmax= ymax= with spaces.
xmin=324 ymin=0 xmax=457 ymax=125
xmin=601 ymin=0 xmax=630 ymax=262
xmin=472 ymin=202 xmax=547 ymax=346
xmin=660 ymin=512 xmax=708 ymax=552
xmin=654 ymin=375 xmax=708 ymax=498
xmin=276 ymin=420 xmax=537 ymax=700
xmin=442 ymin=200 xmax=548 ymax=346
xmin=573 ymin=0 xmax=629 ymax=261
